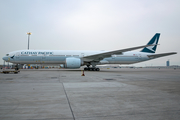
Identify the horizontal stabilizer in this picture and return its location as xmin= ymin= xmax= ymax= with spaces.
xmin=147 ymin=52 xmax=177 ymax=59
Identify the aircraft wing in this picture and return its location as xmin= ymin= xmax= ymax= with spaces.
xmin=147 ymin=52 xmax=177 ymax=59
xmin=83 ymin=44 xmax=156 ymax=62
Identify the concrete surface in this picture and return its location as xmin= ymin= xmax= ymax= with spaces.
xmin=0 ymin=68 xmax=180 ymax=120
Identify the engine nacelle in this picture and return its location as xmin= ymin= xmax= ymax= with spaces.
xmin=65 ymin=57 xmax=81 ymax=68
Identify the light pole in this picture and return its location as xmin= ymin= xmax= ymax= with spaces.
xmin=27 ymin=32 xmax=32 ymax=50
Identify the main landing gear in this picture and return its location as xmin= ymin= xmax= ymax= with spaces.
xmin=84 ymin=67 xmax=100 ymax=71
xmin=84 ymin=63 xmax=100 ymax=71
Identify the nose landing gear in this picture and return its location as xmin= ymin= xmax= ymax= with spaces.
xmin=15 ymin=64 xmax=19 ymax=71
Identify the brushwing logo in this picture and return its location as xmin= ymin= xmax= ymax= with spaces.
xmin=146 ymin=37 xmax=158 ymax=52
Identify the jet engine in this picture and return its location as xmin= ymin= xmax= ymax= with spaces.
xmin=65 ymin=57 xmax=81 ymax=68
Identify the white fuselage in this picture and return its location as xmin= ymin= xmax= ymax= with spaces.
xmin=3 ymin=50 xmax=153 ymax=65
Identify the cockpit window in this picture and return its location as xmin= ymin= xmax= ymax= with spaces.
xmin=6 ymin=54 xmax=9 ymax=56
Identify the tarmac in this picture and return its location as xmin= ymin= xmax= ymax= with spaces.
xmin=0 ymin=68 xmax=180 ymax=120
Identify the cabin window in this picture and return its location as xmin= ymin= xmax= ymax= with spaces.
xmin=21 ymin=55 xmax=29 ymax=56
xmin=6 ymin=54 xmax=9 ymax=56
xmin=51 ymin=55 xmax=65 ymax=56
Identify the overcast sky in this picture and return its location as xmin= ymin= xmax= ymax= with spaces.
xmin=0 ymin=0 xmax=179 ymax=66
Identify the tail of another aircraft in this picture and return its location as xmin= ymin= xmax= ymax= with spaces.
xmin=141 ymin=33 xmax=160 ymax=53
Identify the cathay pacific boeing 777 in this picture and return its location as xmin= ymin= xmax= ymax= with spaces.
xmin=2 ymin=33 xmax=177 ymax=71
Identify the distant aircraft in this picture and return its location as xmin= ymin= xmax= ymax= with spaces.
xmin=2 ymin=33 xmax=177 ymax=71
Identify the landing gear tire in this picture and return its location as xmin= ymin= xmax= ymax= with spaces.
xmin=84 ymin=67 xmax=88 ymax=71
xmin=95 ymin=68 xmax=100 ymax=71
xmin=84 ymin=67 xmax=100 ymax=71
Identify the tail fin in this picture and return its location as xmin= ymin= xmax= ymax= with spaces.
xmin=141 ymin=33 xmax=160 ymax=53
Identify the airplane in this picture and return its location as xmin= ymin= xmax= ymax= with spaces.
xmin=2 ymin=33 xmax=177 ymax=71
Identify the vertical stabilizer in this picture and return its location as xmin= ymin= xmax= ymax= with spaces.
xmin=141 ymin=33 xmax=160 ymax=53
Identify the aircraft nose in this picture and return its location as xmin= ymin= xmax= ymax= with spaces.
xmin=2 ymin=56 xmax=8 ymax=61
